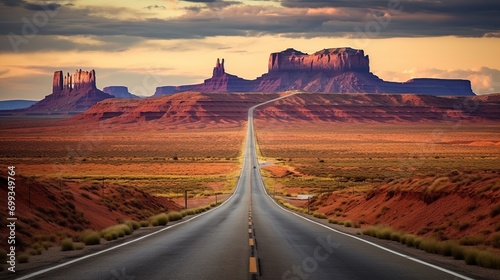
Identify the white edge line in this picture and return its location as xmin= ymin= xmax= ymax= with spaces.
xmin=16 ymin=178 xmax=243 ymax=280
xmin=257 ymin=168 xmax=475 ymax=280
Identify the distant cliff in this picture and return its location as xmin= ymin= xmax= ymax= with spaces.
xmin=154 ymin=47 xmax=474 ymax=96
xmin=103 ymin=86 xmax=139 ymax=98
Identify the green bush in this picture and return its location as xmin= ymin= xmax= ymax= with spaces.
xmin=464 ymin=249 xmax=478 ymax=265
xmin=183 ymin=209 xmax=196 ymax=216
xmin=313 ymin=212 xmax=327 ymax=219
xmin=344 ymin=221 xmax=352 ymax=227
xmin=150 ymin=213 xmax=169 ymax=226
xmin=74 ymin=243 xmax=85 ymax=250
xmin=328 ymin=219 xmax=339 ymax=224
xmin=140 ymin=220 xmax=150 ymax=227
xmin=125 ymin=220 xmax=141 ymax=231
xmin=476 ymin=251 xmax=500 ymax=269
xmin=61 ymin=238 xmax=74 ymax=251
xmin=101 ymin=224 xmax=133 ymax=240
xmin=451 ymin=244 xmax=465 ymax=260
xmin=81 ymin=230 xmax=100 ymax=245
xmin=419 ymin=239 xmax=441 ymax=254
xmin=459 ymin=235 xmax=484 ymax=246
xmin=18 ymin=254 xmax=29 ymax=263
xmin=167 ymin=212 xmax=183 ymax=222
xmin=489 ymin=233 xmax=500 ymax=248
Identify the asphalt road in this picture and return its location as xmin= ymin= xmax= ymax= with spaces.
xmin=16 ymin=94 xmax=476 ymax=280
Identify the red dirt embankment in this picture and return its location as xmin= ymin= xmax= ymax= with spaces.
xmin=0 ymin=176 xmax=181 ymax=249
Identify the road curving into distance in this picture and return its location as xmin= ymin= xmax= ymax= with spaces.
xmin=15 ymin=93 xmax=477 ymax=280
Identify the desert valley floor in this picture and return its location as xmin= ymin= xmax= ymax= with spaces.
xmin=0 ymin=92 xmax=499 ymax=276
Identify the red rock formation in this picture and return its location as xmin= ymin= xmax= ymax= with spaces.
xmin=148 ymin=47 xmax=475 ymax=96
xmin=52 ymin=71 xmax=63 ymax=94
xmin=28 ymin=69 xmax=113 ymax=112
xmin=268 ymin=48 xmax=370 ymax=73
xmin=213 ymin=58 xmax=225 ymax=77
xmin=167 ymin=58 xmax=252 ymax=93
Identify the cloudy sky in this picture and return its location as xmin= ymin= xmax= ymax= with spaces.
xmin=0 ymin=0 xmax=499 ymax=100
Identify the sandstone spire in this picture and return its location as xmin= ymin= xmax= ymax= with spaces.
xmin=52 ymin=71 xmax=63 ymax=94
xmin=213 ymin=58 xmax=225 ymax=77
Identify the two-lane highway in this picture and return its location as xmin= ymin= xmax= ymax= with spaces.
xmin=15 ymin=93 xmax=476 ymax=280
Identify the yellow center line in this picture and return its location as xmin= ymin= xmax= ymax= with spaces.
xmin=249 ymin=238 xmax=254 ymax=246
xmin=248 ymin=221 xmax=252 ymax=225
xmin=248 ymin=229 xmax=252 ymax=234
xmin=249 ymin=257 xmax=258 ymax=273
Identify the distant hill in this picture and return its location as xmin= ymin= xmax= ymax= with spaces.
xmin=0 ymin=100 xmax=37 ymax=110
xmin=103 ymin=86 xmax=140 ymax=98
xmin=68 ymin=92 xmax=500 ymax=126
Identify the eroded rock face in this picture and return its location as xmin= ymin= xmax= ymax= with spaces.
xmin=268 ymin=48 xmax=370 ymax=73
xmin=29 ymin=69 xmax=112 ymax=112
xmin=213 ymin=58 xmax=225 ymax=77
xmin=52 ymin=71 xmax=63 ymax=94
xmin=150 ymin=48 xmax=475 ymax=96
xmin=53 ymin=69 xmax=97 ymax=95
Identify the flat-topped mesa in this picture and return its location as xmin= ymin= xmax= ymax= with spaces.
xmin=268 ymin=47 xmax=370 ymax=74
xmin=212 ymin=58 xmax=225 ymax=78
xmin=53 ymin=69 xmax=97 ymax=94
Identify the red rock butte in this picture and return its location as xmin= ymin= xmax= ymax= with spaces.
xmin=28 ymin=68 xmax=113 ymax=112
xmin=155 ymin=47 xmax=475 ymax=96
xmin=268 ymin=48 xmax=370 ymax=73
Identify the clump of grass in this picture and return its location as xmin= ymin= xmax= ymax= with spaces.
xmin=419 ymin=239 xmax=441 ymax=254
xmin=328 ymin=219 xmax=339 ymax=224
xmin=313 ymin=212 xmax=327 ymax=219
xmin=150 ymin=213 xmax=169 ymax=226
xmin=61 ymin=238 xmax=74 ymax=251
xmin=73 ymin=243 xmax=85 ymax=250
xmin=28 ymin=248 xmax=42 ymax=256
xmin=344 ymin=221 xmax=352 ymax=227
xmin=18 ymin=254 xmax=29 ymax=263
xmin=125 ymin=220 xmax=141 ymax=231
xmin=140 ymin=220 xmax=150 ymax=227
xmin=489 ymin=233 xmax=500 ymax=248
xmin=362 ymin=225 xmax=500 ymax=269
xmin=167 ymin=211 xmax=183 ymax=222
xmin=101 ymin=224 xmax=133 ymax=241
xmin=80 ymin=230 xmax=100 ymax=245
xmin=476 ymin=250 xmax=500 ymax=269
xmin=459 ymin=235 xmax=484 ymax=246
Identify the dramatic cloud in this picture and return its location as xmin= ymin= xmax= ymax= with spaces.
xmin=0 ymin=0 xmax=60 ymax=11
xmin=0 ymin=0 xmax=498 ymax=54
